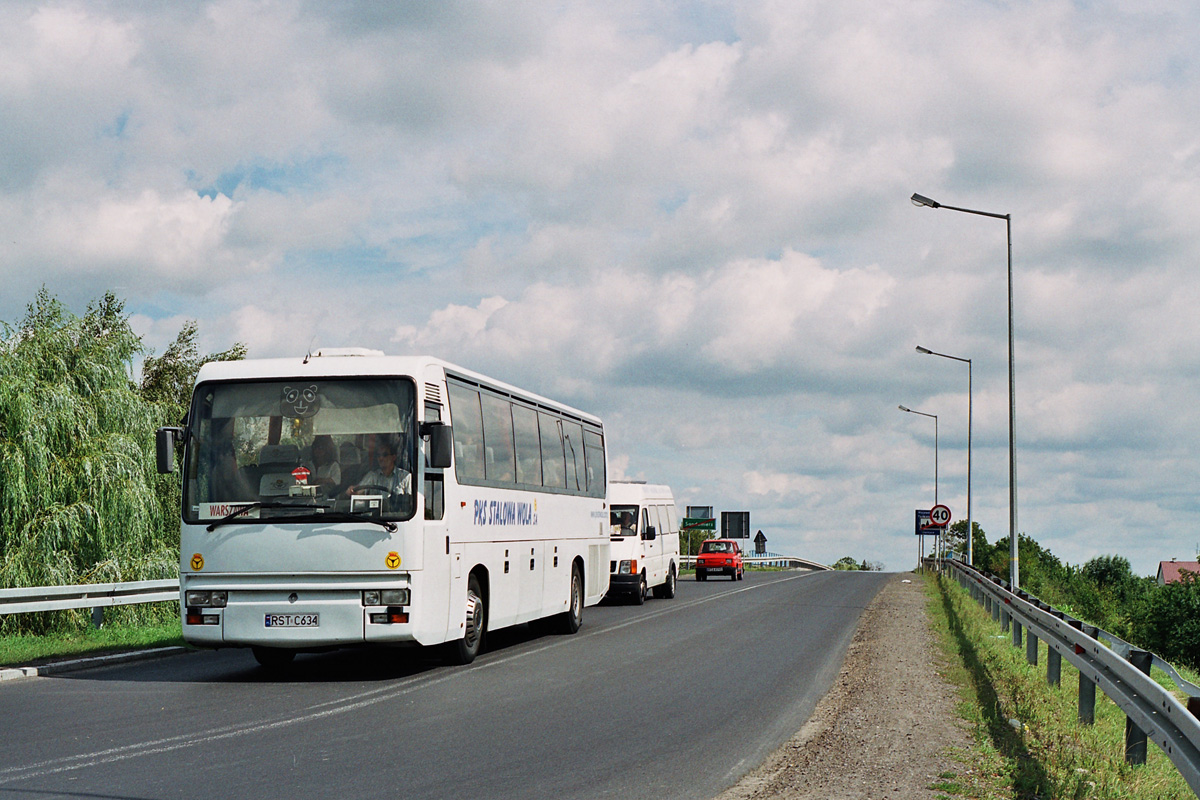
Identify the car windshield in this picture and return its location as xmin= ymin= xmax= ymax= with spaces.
xmin=182 ymin=378 xmax=417 ymax=524
xmin=701 ymin=541 xmax=732 ymax=553
xmin=609 ymin=505 xmax=639 ymax=536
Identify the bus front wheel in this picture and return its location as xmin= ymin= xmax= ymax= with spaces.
xmin=448 ymin=573 xmax=486 ymax=665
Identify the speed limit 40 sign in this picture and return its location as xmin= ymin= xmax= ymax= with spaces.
xmin=929 ymin=504 xmax=952 ymax=527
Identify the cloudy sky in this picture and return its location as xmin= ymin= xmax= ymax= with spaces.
xmin=3 ymin=0 xmax=1199 ymax=576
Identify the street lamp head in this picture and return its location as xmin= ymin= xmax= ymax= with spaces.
xmin=910 ymin=193 xmax=940 ymax=208
xmin=915 ymin=345 xmax=933 ymax=354
xmin=898 ymin=404 xmax=911 ymax=412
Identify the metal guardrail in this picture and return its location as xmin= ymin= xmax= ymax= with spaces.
xmin=0 ymin=580 xmax=179 ymax=626
xmin=947 ymin=559 xmax=1200 ymax=793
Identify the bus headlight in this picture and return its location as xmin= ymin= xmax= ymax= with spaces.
xmin=185 ymin=590 xmax=227 ymax=608
xmin=363 ymin=589 xmax=410 ymax=606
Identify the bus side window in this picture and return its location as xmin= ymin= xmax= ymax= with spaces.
xmin=583 ymin=428 xmax=605 ymax=497
xmin=424 ymin=402 xmax=444 ymax=520
xmin=512 ymin=404 xmax=542 ymax=487
xmin=539 ymin=412 xmax=566 ymax=489
xmin=480 ymin=393 xmax=516 ymax=483
xmin=447 ymin=383 xmax=485 ymax=482
xmin=562 ymin=420 xmax=583 ymax=492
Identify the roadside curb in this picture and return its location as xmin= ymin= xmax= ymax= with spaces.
xmin=0 ymin=646 xmax=188 ymax=682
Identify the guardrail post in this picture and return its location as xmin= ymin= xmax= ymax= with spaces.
xmin=1047 ymin=611 xmax=1063 ymax=686
xmin=1076 ymin=623 xmax=1098 ymax=724
xmin=91 ymin=606 xmax=104 ymax=629
xmin=1012 ymin=616 xmax=1022 ymax=648
xmin=1124 ymin=649 xmax=1152 ymax=765
xmin=1026 ymin=628 xmax=1038 ymax=665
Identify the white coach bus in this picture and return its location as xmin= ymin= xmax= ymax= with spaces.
xmin=156 ymin=350 xmax=610 ymax=668
xmin=606 ymin=481 xmax=679 ymax=604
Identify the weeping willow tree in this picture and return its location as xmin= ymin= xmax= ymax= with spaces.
xmin=0 ymin=290 xmax=179 ymax=632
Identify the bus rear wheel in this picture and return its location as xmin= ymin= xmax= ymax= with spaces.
xmin=554 ymin=563 xmax=584 ymax=634
xmin=447 ymin=573 xmax=486 ymax=665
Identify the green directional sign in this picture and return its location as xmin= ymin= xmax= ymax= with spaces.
xmin=681 ymin=517 xmax=716 ymax=531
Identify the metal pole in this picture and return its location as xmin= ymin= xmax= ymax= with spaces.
xmin=967 ymin=360 xmax=972 ymax=566
xmin=910 ymin=194 xmax=1015 ymax=586
xmin=1006 ymin=214 xmax=1018 ymax=590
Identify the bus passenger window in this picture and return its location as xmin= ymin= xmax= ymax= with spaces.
xmin=480 ymin=393 xmax=516 ymax=483
xmin=539 ymin=413 xmax=566 ymax=489
xmin=513 ymin=404 xmax=542 ymax=486
xmin=447 ymin=383 xmax=485 ymax=481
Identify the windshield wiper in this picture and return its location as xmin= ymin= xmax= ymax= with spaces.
xmin=313 ymin=511 xmax=398 ymax=532
xmin=205 ymin=501 xmax=331 ymax=531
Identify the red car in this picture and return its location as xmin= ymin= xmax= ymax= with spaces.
xmin=695 ymin=539 xmax=744 ymax=581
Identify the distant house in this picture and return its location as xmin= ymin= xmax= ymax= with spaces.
xmin=1157 ymin=560 xmax=1200 ymax=586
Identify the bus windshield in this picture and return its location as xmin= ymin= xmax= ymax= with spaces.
xmin=182 ymin=378 xmax=417 ymax=525
xmin=609 ymin=505 xmax=639 ymax=536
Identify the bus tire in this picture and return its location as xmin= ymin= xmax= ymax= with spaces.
xmin=654 ymin=565 xmax=676 ymax=599
xmin=447 ymin=572 xmax=486 ymax=665
xmin=554 ymin=563 xmax=584 ymax=634
xmin=252 ymin=646 xmax=295 ymax=671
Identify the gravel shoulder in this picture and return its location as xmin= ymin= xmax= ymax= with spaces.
xmin=716 ymin=572 xmax=971 ymax=799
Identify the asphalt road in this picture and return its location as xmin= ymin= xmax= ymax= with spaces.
xmin=0 ymin=569 xmax=890 ymax=800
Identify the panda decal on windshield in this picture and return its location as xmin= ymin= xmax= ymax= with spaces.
xmin=282 ymin=385 xmax=320 ymax=419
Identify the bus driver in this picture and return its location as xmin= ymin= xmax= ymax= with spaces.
xmin=346 ymin=435 xmax=411 ymax=503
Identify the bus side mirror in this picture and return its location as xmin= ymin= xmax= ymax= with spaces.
xmin=423 ymin=422 xmax=453 ymax=469
xmin=156 ymin=427 xmax=184 ymax=474
xmin=643 ymin=525 xmax=657 ymax=541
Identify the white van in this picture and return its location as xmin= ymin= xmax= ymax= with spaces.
xmin=607 ymin=482 xmax=680 ymax=604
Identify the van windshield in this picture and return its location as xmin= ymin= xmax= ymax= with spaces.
xmin=182 ymin=378 xmax=417 ymax=524
xmin=609 ymin=505 xmax=639 ymax=536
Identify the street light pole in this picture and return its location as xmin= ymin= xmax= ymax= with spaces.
xmin=916 ymin=346 xmax=972 ymax=566
xmin=899 ymin=404 xmax=939 ymax=568
xmin=911 ymin=192 xmax=1018 ymax=590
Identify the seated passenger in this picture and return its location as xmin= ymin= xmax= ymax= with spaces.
xmin=311 ymin=435 xmax=341 ymax=491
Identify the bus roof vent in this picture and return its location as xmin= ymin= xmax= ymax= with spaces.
xmin=425 ymin=383 xmax=442 ymax=404
xmin=313 ymin=347 xmax=386 ymax=358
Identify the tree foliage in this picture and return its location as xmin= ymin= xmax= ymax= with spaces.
xmin=967 ymin=524 xmax=1193 ymax=669
xmin=140 ymin=320 xmax=246 ymax=427
xmin=0 ymin=289 xmax=243 ymax=633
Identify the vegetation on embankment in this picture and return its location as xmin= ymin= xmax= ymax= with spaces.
xmin=924 ymin=570 xmax=1196 ymax=799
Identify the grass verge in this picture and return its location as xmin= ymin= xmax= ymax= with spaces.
xmin=923 ymin=571 xmax=1195 ymax=799
xmin=0 ymin=621 xmax=185 ymax=667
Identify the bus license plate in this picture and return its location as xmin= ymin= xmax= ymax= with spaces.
xmin=264 ymin=613 xmax=319 ymax=628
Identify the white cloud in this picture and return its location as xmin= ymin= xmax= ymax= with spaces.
xmin=5 ymin=0 xmax=1200 ymax=575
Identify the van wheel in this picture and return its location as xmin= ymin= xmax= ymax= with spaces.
xmin=554 ymin=564 xmax=584 ymax=633
xmin=633 ymin=573 xmax=647 ymax=605
xmin=653 ymin=565 xmax=676 ymax=599
xmin=447 ymin=573 xmax=486 ymax=664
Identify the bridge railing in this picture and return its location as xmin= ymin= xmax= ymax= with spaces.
xmin=679 ymin=554 xmax=830 ymax=570
xmin=946 ymin=558 xmax=1200 ymax=793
